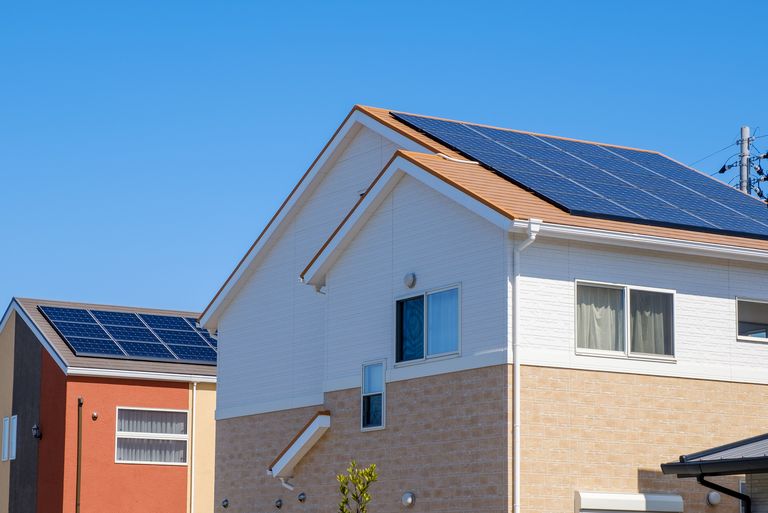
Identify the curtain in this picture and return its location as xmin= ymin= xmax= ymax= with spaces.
xmin=397 ymin=297 xmax=424 ymax=361
xmin=117 ymin=409 xmax=187 ymax=435
xmin=577 ymin=285 xmax=624 ymax=351
xmin=427 ymin=288 xmax=459 ymax=355
xmin=630 ymin=290 xmax=672 ymax=355
xmin=116 ymin=438 xmax=187 ymax=464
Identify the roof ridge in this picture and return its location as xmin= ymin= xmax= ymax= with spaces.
xmin=15 ymin=297 xmax=200 ymax=316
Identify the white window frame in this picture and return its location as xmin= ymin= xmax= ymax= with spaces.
xmin=8 ymin=416 xmax=16 ymax=461
xmin=394 ymin=284 xmax=461 ymax=367
xmin=1 ymin=417 xmax=8 ymax=462
xmin=114 ymin=406 xmax=189 ymax=466
xmin=360 ymin=360 xmax=386 ymax=432
xmin=735 ymin=297 xmax=768 ymax=343
xmin=574 ymin=280 xmax=676 ymax=361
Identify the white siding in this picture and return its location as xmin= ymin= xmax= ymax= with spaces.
xmin=324 ymin=175 xmax=508 ymax=391
xmin=519 ymin=238 xmax=768 ymax=383
xmin=216 ymin=126 xmax=399 ymax=419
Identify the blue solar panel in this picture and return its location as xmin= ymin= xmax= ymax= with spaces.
xmin=66 ymin=337 xmax=125 ymax=356
xmin=392 ymin=112 xmax=768 ymax=239
xmin=167 ymin=344 xmax=217 ymax=362
xmin=54 ymin=321 xmax=111 ymax=339
xmin=37 ymin=305 xmax=216 ymax=365
xmin=39 ymin=306 xmax=95 ymax=323
xmin=91 ymin=310 xmax=144 ymax=327
xmin=119 ymin=341 xmax=175 ymax=359
xmin=139 ymin=314 xmax=194 ymax=331
xmin=154 ymin=329 xmax=209 ymax=346
xmin=103 ymin=325 xmax=159 ymax=343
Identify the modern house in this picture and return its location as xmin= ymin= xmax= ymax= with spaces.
xmin=0 ymin=298 xmax=217 ymax=513
xmin=201 ymin=105 xmax=768 ymax=513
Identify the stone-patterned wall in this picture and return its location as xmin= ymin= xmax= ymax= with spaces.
xmin=215 ymin=366 xmax=508 ymax=513
xmin=522 ymin=365 xmax=767 ymax=513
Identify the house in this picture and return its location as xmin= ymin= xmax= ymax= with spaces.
xmin=201 ymin=105 xmax=768 ymax=513
xmin=0 ymin=298 xmax=217 ymax=513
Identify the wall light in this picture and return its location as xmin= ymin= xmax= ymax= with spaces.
xmin=404 ymin=273 xmax=417 ymax=289
xmin=31 ymin=424 xmax=42 ymax=440
xmin=706 ymin=491 xmax=721 ymax=506
xmin=401 ymin=491 xmax=416 ymax=507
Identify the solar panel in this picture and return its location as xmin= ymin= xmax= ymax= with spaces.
xmin=392 ymin=112 xmax=768 ymax=239
xmin=38 ymin=305 xmax=217 ymax=365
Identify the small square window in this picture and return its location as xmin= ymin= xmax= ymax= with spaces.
xmin=396 ymin=287 xmax=459 ymax=363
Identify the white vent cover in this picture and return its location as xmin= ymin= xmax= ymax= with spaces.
xmin=576 ymin=491 xmax=683 ymax=513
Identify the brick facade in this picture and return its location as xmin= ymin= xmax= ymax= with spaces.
xmin=215 ymin=364 xmax=767 ymax=513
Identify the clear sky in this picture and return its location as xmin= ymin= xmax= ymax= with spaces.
xmin=2 ymin=1 xmax=766 ymax=312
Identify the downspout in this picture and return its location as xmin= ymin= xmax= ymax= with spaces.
xmin=76 ymin=397 xmax=83 ymax=513
xmin=511 ymin=219 xmax=541 ymax=513
xmin=189 ymin=382 xmax=198 ymax=513
xmin=697 ymin=476 xmax=751 ymax=513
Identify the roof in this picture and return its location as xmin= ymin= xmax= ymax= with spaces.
xmin=202 ymin=105 xmax=768 ymax=327
xmin=661 ymin=432 xmax=768 ymax=477
xmin=7 ymin=298 xmax=216 ymax=380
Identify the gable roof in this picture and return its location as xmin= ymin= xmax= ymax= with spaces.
xmin=203 ymin=105 xmax=768 ymax=326
xmin=3 ymin=298 xmax=216 ymax=382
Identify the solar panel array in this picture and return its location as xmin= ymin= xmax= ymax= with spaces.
xmin=38 ymin=305 xmax=217 ymax=365
xmin=392 ymin=112 xmax=768 ymax=239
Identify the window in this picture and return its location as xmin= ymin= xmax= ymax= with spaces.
xmin=396 ymin=287 xmax=459 ymax=363
xmin=115 ymin=408 xmax=188 ymax=465
xmin=737 ymin=299 xmax=768 ymax=340
xmin=1 ymin=417 xmax=8 ymax=461
xmin=8 ymin=416 xmax=16 ymax=461
xmin=576 ymin=282 xmax=674 ymax=357
xmin=361 ymin=362 xmax=385 ymax=430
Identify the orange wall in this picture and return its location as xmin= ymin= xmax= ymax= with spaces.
xmin=37 ymin=351 xmax=67 ymax=513
xmin=61 ymin=377 xmax=189 ymax=513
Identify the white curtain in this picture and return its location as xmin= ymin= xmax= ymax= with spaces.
xmin=630 ymin=290 xmax=672 ymax=355
xmin=116 ymin=438 xmax=187 ymax=464
xmin=427 ymin=288 xmax=459 ymax=355
xmin=118 ymin=409 xmax=187 ymax=435
xmin=577 ymin=285 xmax=624 ymax=351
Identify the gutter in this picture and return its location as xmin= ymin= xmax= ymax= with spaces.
xmin=189 ymin=382 xmax=197 ymax=513
xmin=510 ymin=219 xmax=541 ymax=513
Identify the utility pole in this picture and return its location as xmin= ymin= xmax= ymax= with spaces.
xmin=740 ymin=125 xmax=751 ymax=193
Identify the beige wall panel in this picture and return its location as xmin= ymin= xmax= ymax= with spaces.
xmin=215 ymin=366 xmax=508 ymax=513
xmin=521 ymin=365 xmax=766 ymax=513
xmin=190 ymin=383 xmax=216 ymax=513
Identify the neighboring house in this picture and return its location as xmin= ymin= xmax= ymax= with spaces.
xmin=201 ymin=105 xmax=768 ymax=513
xmin=0 ymin=298 xmax=217 ymax=513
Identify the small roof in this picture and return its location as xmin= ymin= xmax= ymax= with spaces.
xmin=661 ymin=433 xmax=768 ymax=477
xmin=8 ymin=298 xmax=216 ymax=380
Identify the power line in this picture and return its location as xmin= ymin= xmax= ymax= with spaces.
xmin=689 ymin=142 xmax=737 ymax=166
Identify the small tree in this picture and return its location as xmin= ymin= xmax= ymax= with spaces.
xmin=337 ymin=460 xmax=378 ymax=513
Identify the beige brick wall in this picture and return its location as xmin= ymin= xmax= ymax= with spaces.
xmin=521 ymin=365 xmax=767 ymax=513
xmin=216 ymin=364 xmax=766 ymax=513
xmin=215 ymin=366 xmax=508 ymax=513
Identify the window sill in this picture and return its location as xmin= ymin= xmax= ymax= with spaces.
xmin=394 ymin=352 xmax=460 ymax=368
xmin=361 ymin=425 xmax=385 ymax=433
xmin=575 ymin=349 xmax=677 ymax=364
xmin=115 ymin=460 xmax=188 ymax=466
xmin=737 ymin=336 xmax=768 ymax=344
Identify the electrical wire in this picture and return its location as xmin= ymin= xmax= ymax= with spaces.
xmin=689 ymin=142 xmax=737 ymax=166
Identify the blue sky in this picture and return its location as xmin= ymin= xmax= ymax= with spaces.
xmin=1 ymin=1 xmax=766 ymax=312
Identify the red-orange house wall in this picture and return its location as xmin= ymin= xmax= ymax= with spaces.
xmin=60 ymin=377 xmax=189 ymax=513
xmin=37 ymin=351 xmax=67 ymax=513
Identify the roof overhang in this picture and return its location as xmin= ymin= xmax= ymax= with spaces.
xmin=268 ymin=411 xmax=331 ymax=479
xmin=199 ymin=107 xmax=430 ymax=330
xmin=661 ymin=432 xmax=768 ymax=477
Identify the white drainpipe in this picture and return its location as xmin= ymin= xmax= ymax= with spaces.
xmin=511 ymin=219 xmax=541 ymax=513
xmin=190 ymin=382 xmax=197 ymax=513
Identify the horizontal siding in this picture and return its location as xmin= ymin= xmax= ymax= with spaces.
xmin=519 ymin=239 xmax=768 ymax=383
xmin=217 ymin=126 xmax=398 ymax=417
xmin=325 ymin=174 xmax=507 ymax=389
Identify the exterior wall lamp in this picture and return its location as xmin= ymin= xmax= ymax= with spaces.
xmin=31 ymin=424 xmax=42 ymax=440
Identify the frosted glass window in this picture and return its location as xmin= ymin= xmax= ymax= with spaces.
xmin=1 ymin=417 xmax=8 ymax=461
xmin=427 ymin=288 xmax=459 ymax=356
xmin=8 ymin=416 xmax=16 ymax=461
xmin=116 ymin=408 xmax=188 ymax=464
